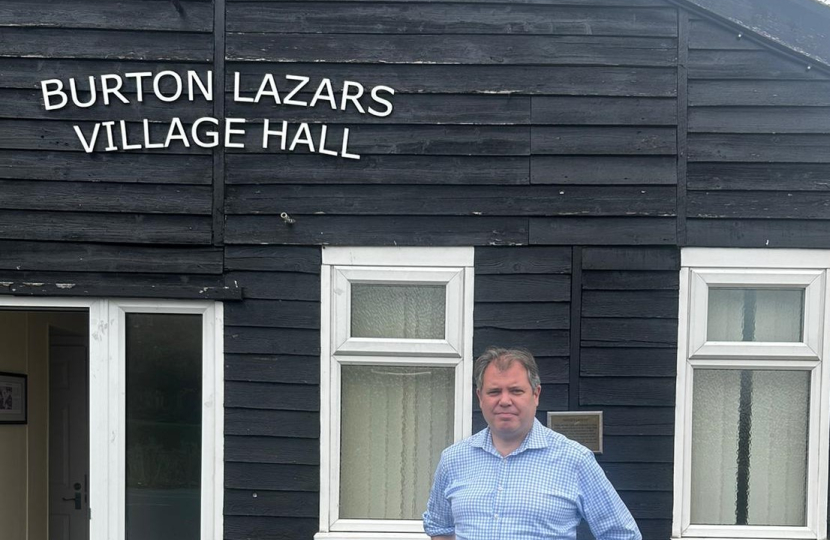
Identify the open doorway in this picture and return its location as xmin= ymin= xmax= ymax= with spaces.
xmin=0 ymin=310 xmax=89 ymax=540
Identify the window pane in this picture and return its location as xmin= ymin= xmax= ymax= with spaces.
xmin=126 ymin=314 xmax=202 ymax=540
xmin=690 ymin=369 xmax=809 ymax=526
xmin=340 ymin=365 xmax=454 ymax=519
xmin=351 ymin=284 xmax=446 ymax=339
xmin=707 ymin=288 xmax=803 ymax=342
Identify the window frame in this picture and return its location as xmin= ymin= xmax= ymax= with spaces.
xmin=317 ymin=247 xmax=474 ymax=540
xmin=673 ymin=249 xmax=830 ymax=540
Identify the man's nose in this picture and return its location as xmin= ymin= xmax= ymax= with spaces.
xmin=498 ymin=392 xmax=512 ymax=406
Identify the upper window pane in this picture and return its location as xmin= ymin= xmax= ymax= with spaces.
xmin=351 ymin=284 xmax=446 ymax=339
xmin=707 ymin=288 xmax=804 ymax=342
xmin=691 ymin=369 xmax=809 ymax=527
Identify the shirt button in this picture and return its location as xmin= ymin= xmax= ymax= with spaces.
xmin=498 ymin=486 xmax=503 ymax=491
xmin=494 ymin=514 xmax=499 ymax=519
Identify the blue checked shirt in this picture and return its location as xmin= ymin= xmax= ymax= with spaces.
xmin=423 ymin=419 xmax=642 ymax=540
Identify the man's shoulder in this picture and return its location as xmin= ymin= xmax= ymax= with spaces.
xmin=536 ymin=423 xmax=596 ymax=463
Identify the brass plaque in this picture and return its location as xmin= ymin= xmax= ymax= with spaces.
xmin=547 ymin=411 xmax=603 ymax=453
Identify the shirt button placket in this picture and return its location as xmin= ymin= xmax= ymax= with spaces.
xmin=493 ymin=456 xmax=508 ymax=540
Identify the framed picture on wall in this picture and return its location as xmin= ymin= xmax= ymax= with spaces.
xmin=0 ymin=372 xmax=27 ymax=424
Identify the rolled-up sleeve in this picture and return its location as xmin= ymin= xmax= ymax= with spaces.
xmin=423 ymin=452 xmax=455 ymax=537
xmin=578 ymin=452 xmax=642 ymax=540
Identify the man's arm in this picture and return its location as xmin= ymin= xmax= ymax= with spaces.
xmin=423 ymin=453 xmax=456 ymax=539
xmin=578 ymin=451 xmax=642 ymax=540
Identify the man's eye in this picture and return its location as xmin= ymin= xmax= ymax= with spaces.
xmin=511 ymin=389 xmax=524 ymax=395
xmin=488 ymin=391 xmax=500 ymax=396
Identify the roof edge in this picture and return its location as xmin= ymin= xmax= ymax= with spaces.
xmin=668 ymin=0 xmax=830 ymax=72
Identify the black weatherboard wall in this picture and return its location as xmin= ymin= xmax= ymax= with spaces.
xmin=1 ymin=1 xmax=830 ymax=540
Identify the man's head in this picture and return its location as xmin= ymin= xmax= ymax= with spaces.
xmin=474 ymin=347 xmax=541 ymax=444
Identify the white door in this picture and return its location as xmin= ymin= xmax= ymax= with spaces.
xmin=49 ymin=334 xmax=89 ymax=540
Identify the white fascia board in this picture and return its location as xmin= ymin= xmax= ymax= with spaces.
xmin=682 ymin=248 xmax=830 ymax=269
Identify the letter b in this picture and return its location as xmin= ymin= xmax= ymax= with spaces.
xmin=41 ymin=79 xmax=68 ymax=110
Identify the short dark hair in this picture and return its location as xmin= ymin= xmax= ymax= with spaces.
xmin=473 ymin=346 xmax=541 ymax=391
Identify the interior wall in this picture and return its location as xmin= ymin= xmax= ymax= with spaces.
xmin=0 ymin=310 xmax=87 ymax=540
xmin=0 ymin=312 xmax=29 ymax=540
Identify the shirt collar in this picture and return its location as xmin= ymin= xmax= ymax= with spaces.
xmin=470 ymin=418 xmax=550 ymax=457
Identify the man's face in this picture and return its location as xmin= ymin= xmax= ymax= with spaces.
xmin=477 ymin=360 xmax=540 ymax=442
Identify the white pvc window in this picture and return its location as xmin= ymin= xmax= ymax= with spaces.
xmin=673 ymin=249 xmax=830 ymax=540
xmin=317 ymin=247 xmax=474 ymax=540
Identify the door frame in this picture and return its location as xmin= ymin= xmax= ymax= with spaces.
xmin=0 ymin=297 xmax=224 ymax=540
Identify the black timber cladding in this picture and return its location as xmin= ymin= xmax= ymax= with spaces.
xmin=1 ymin=0 xmax=829 ymax=539
xmin=0 ymin=0 xmax=233 ymax=298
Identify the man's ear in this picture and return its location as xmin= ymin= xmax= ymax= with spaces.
xmin=533 ymin=385 xmax=541 ymax=404
xmin=475 ymin=387 xmax=481 ymax=401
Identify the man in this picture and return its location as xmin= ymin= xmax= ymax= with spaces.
xmin=423 ymin=347 xmax=641 ymax=540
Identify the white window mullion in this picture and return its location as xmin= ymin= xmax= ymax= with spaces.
xmin=88 ymin=299 xmax=111 ymax=540
xmin=109 ymin=302 xmax=127 ymax=540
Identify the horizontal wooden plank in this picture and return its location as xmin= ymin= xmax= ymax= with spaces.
xmin=0 ymin=119 xmax=210 ymax=154
xmin=686 ymin=218 xmax=830 ymax=249
xmin=532 ymin=97 xmax=676 ymax=125
xmin=582 ymin=290 xmax=678 ymax=318
xmin=228 ymin=63 xmax=677 ymax=96
xmin=227 ymin=93 xmax=531 ymax=125
xmin=531 ymin=156 xmax=676 ymax=185
xmin=226 ymin=154 xmax=529 ymax=186
xmin=617 ymin=490 xmax=673 ymax=518
xmin=688 ymin=19 xmax=761 ymax=50
xmin=225 ymin=436 xmax=319 ymax=465
xmin=225 ymin=246 xmax=321 ymax=272
xmin=688 ymin=162 xmax=830 ymax=191
xmin=530 ymin=217 xmax=677 ymax=245
xmin=581 ymin=318 xmax=677 ymax=347
xmin=582 ymin=270 xmax=679 ymax=290
xmin=0 ymin=150 xmax=212 ymax=184
xmin=225 ymin=326 xmax=320 ymax=355
xmin=224 ymin=516 xmax=317 ymax=540
xmin=225 ymin=300 xmax=319 ymax=329
xmin=689 ymin=134 xmax=830 ymax=162
xmin=474 ymin=328 xmax=569 ymax=357
xmin=225 ymin=215 xmax=529 ymax=246
xmin=599 ymin=436 xmax=674 ymax=463
xmin=225 ymin=271 xmax=320 ymax=301
xmin=600 ymin=405 xmax=675 ymax=436
xmin=225 ymin=185 xmax=676 ymax=217
xmin=531 ymin=126 xmax=676 ymax=155
xmin=688 ymin=50 xmax=825 ymax=80
xmin=475 ymin=247 xmax=571 ymax=274
xmin=0 ymin=58 xmax=208 ymax=91
xmin=0 ymin=1 xmax=213 ymax=32
xmin=0 ymin=210 xmax=211 ymax=244
xmin=601 ymin=463 xmax=672 ymax=491
xmin=225 ymin=489 xmax=317 ymax=518
xmin=580 ymin=377 xmax=675 ymax=406
xmin=536 ymin=356 xmax=569 ymax=384
xmin=689 ymin=107 xmax=830 ymax=134
xmin=224 ymin=355 xmax=320 ymax=385
xmin=226 ymin=34 xmax=676 ymax=66
xmin=0 ymin=271 xmax=238 ymax=300
xmin=689 ymin=191 xmax=830 ymax=219
xmin=581 ymin=247 xmax=679 ymax=271
xmin=231 ymin=123 xmax=529 ymax=156
xmin=474 ymin=302 xmax=570 ymax=330
xmin=226 ymin=381 xmax=319 ymax=411
xmin=225 ymin=408 xmax=319 ymax=438
xmin=0 ymin=241 xmax=222 ymax=273
xmin=475 ymin=274 xmax=571 ymax=302
xmin=228 ymin=0 xmax=669 ymax=4
xmin=226 ymin=463 xmax=318 ymax=491
xmin=634 ymin=519 xmax=672 ymax=539
xmin=227 ymin=4 xmax=676 ymax=36
xmin=689 ymin=80 xmax=830 ymax=106
xmin=0 ymin=28 xmax=213 ymax=61
xmin=581 ymin=347 xmax=676 ymax=377
xmin=0 ymin=88 xmax=213 ymax=122
xmin=0 ymin=180 xmax=212 ymax=214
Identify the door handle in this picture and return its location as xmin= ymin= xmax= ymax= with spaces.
xmin=62 ymin=492 xmax=82 ymax=510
